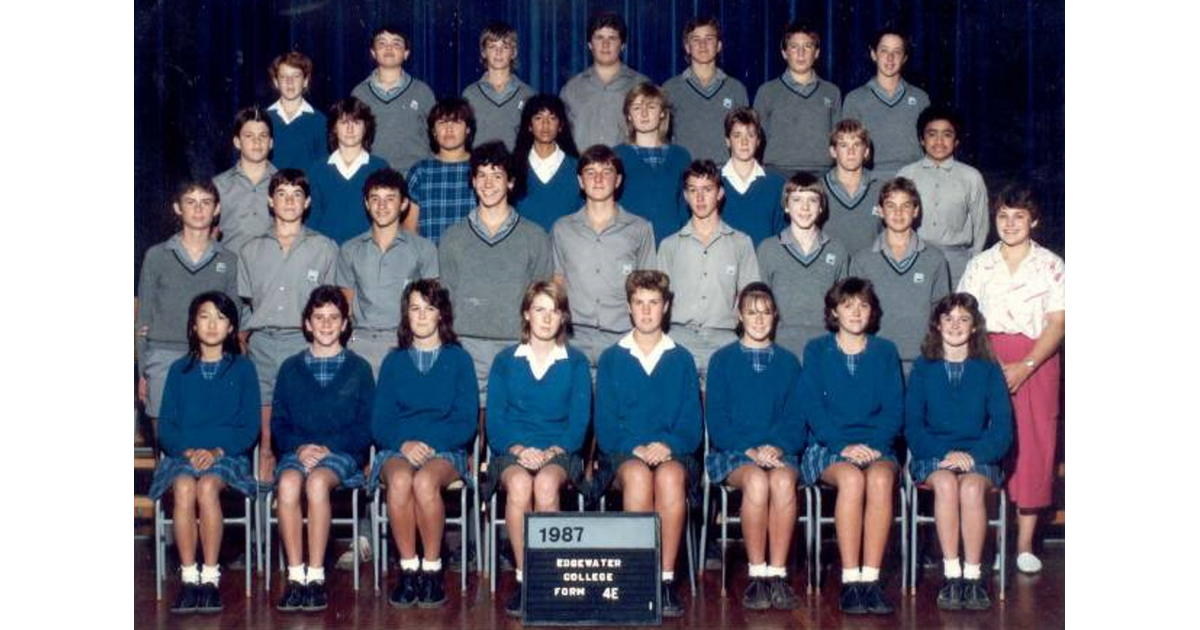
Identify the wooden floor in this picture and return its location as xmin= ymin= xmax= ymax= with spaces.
xmin=133 ymin=536 xmax=1064 ymax=629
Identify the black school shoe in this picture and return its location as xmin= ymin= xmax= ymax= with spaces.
xmin=388 ymin=570 xmax=420 ymax=608
xmin=839 ymin=582 xmax=866 ymax=614
xmin=741 ymin=577 xmax=772 ymax=610
xmin=961 ymin=577 xmax=992 ymax=611
xmin=661 ymin=580 xmax=684 ymax=617
xmin=859 ymin=580 xmax=894 ymax=615
xmin=303 ymin=580 xmax=328 ymax=612
xmin=417 ymin=570 xmax=447 ymax=608
xmin=769 ymin=576 xmax=801 ymax=610
xmin=194 ymin=582 xmax=223 ymax=613
xmin=276 ymin=580 xmax=307 ymax=612
xmin=169 ymin=582 xmax=200 ymax=614
xmin=505 ymin=583 xmax=523 ymax=617
xmin=936 ymin=577 xmax=963 ymax=611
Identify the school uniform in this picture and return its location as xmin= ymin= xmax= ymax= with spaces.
xmin=753 ymin=73 xmax=841 ymax=176
xmin=897 ymin=156 xmax=989 ymax=287
xmin=267 ymin=99 xmax=328 ymax=171
xmin=841 ymin=78 xmax=930 ymax=179
xmin=306 ymin=151 xmax=390 ymax=245
xmin=212 ymin=162 xmax=278 ymax=256
xmin=350 ymin=71 xmax=436 ymax=173
xmin=662 ymin=67 xmax=750 ymax=163
xmin=613 ymin=144 xmax=692 ymax=246
xmin=755 ymin=229 xmax=849 ymax=358
xmin=516 ymin=150 xmax=580 ymax=233
xmin=462 ymin=76 xmax=536 ymax=150
xmin=559 ymin=64 xmax=650 ymax=149
xmin=822 ymin=169 xmax=883 ymax=258
xmin=719 ymin=161 xmax=787 ymax=247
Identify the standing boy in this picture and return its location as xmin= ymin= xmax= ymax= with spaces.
xmin=657 ymin=160 xmax=760 ymax=384
xmin=438 ymin=141 xmax=553 ymax=401
xmin=266 ymin=51 xmax=328 ymax=171
xmin=337 ymin=168 xmax=438 ymax=377
xmin=405 ymin=97 xmax=478 ymax=245
xmin=897 ymin=106 xmax=989 ymax=287
xmin=824 ymin=119 xmax=884 ymax=257
xmin=754 ymin=21 xmax=841 ymax=177
xmin=351 ymin=25 xmax=436 ymax=173
xmin=848 ymin=177 xmax=951 ymax=374
xmin=560 ymin=12 xmax=650 ymax=150
xmin=661 ymin=16 xmax=749 ymax=163
xmin=238 ymin=169 xmax=339 ymax=481
xmin=551 ymin=145 xmax=657 ymax=369
xmin=462 ymin=22 xmax=536 ymax=150
xmin=213 ymin=106 xmax=277 ymax=257
xmin=841 ymin=28 xmax=930 ymax=179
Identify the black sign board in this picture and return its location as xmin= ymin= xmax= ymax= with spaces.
xmin=522 ymin=512 xmax=661 ymax=626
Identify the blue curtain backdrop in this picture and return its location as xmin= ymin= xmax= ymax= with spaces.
xmin=134 ymin=0 xmax=1064 ymax=285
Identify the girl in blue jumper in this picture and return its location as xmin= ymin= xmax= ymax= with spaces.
xmin=512 ymin=94 xmax=581 ymax=232
xmin=704 ymin=282 xmax=806 ymax=610
xmin=148 ymin=291 xmax=260 ymax=614
xmin=486 ymin=280 xmax=592 ymax=616
xmin=798 ymin=277 xmax=903 ymax=615
xmin=306 ymin=97 xmax=389 ymax=244
xmin=271 ymin=286 xmax=375 ymax=612
xmin=371 ymin=279 xmax=479 ymax=609
xmin=906 ymin=293 xmax=1012 ymax=611
xmin=612 ymin=83 xmax=692 ymax=245
xmin=595 ymin=270 xmax=702 ymax=617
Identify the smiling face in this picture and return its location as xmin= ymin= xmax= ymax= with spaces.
xmin=193 ymin=301 xmax=233 ymax=350
xmin=684 ymin=175 xmax=724 ymax=221
xmin=684 ymin=24 xmax=721 ymax=65
xmin=589 ymin=26 xmax=624 ymax=67
xmin=937 ymin=305 xmax=975 ymax=352
xmin=881 ymin=189 xmax=919 ymax=234
xmin=781 ymin=32 xmax=819 ymax=76
xmin=472 ymin=163 xmax=512 ymax=210
xmin=406 ymin=291 xmax=441 ymax=344
xmin=871 ymin=34 xmax=908 ymax=79
xmin=833 ymin=295 xmax=872 ymax=336
xmin=920 ymin=119 xmax=959 ymax=163
xmin=726 ymin=122 xmax=761 ymax=162
xmin=784 ymin=189 xmax=823 ymax=230
xmin=524 ymin=293 xmax=564 ymax=343
xmin=268 ymin=183 xmax=310 ymax=224
xmin=628 ymin=288 xmax=668 ymax=336
xmin=272 ymin=63 xmax=309 ymax=101
xmin=174 ymin=188 xmax=220 ymax=232
xmin=996 ymin=205 xmax=1037 ymax=248
xmin=370 ymin=31 xmax=409 ymax=70
xmin=365 ymin=185 xmax=406 ymax=229
xmin=738 ymin=295 xmax=776 ymax=346
xmin=234 ymin=120 xmax=272 ymax=164
xmin=305 ymin=303 xmax=347 ymax=352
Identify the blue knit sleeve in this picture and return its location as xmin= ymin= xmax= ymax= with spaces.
xmin=342 ymin=356 xmax=376 ymax=467
xmin=485 ymin=350 xmax=515 ymax=453
xmin=968 ymin=361 xmax=1014 ymax=465
xmin=594 ymin=349 xmax=624 ymax=454
xmin=270 ymin=359 xmax=301 ymax=457
xmin=556 ymin=351 xmax=593 ymax=454
xmin=661 ymin=350 xmax=702 ymax=457
xmin=772 ymin=355 xmax=808 ymax=455
xmin=225 ymin=358 xmax=262 ymax=457
xmin=157 ymin=362 xmax=186 ymax=457
xmin=798 ymin=339 xmax=845 ymax=453
xmin=703 ymin=348 xmax=741 ymax=453
xmin=868 ymin=340 xmax=905 ymax=452
xmin=371 ymin=352 xmax=403 ymax=451
xmin=444 ymin=347 xmax=481 ymax=452
xmin=903 ymin=358 xmax=939 ymax=459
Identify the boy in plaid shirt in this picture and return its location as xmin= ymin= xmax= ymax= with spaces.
xmin=405 ymin=97 xmax=477 ymax=245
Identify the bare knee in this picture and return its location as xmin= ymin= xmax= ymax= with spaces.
xmin=173 ymin=476 xmax=197 ymax=503
xmin=386 ymin=467 xmax=414 ymax=503
xmin=958 ymin=475 xmax=988 ymax=506
xmin=305 ymin=472 xmax=336 ymax=505
xmin=196 ymin=476 xmax=223 ymax=505
xmin=654 ymin=464 xmax=686 ymax=506
xmin=276 ymin=471 xmax=304 ymax=505
xmin=741 ymin=469 xmax=770 ymax=507
xmin=926 ymin=470 xmax=958 ymax=498
xmin=412 ymin=470 xmax=441 ymax=504
xmin=865 ymin=466 xmax=895 ymax=499
xmin=532 ymin=472 xmax=562 ymax=510
xmin=831 ymin=466 xmax=866 ymax=500
xmin=769 ymin=469 xmax=798 ymax=506
xmin=504 ymin=470 xmax=534 ymax=509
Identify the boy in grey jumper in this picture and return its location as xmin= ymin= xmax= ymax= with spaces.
xmin=753 ymin=21 xmax=841 ymax=177
xmin=848 ymin=177 xmax=950 ymax=375
xmin=462 ymin=21 xmax=536 ymax=150
xmin=661 ymin=17 xmax=749 ymax=163
xmin=350 ymin=25 xmax=436 ymax=173
xmin=438 ymin=141 xmax=553 ymax=401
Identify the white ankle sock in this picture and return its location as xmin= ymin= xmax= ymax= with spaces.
xmin=748 ymin=563 xmax=768 ymax=578
xmin=400 ymin=556 xmax=420 ymax=571
xmin=287 ymin=564 xmax=306 ymax=583
xmin=842 ymin=567 xmax=861 ymax=583
xmin=200 ymin=564 xmax=221 ymax=585
xmin=766 ymin=565 xmax=787 ymax=578
xmin=860 ymin=566 xmax=880 ymax=583
xmin=515 ymin=569 xmax=523 ymax=583
xmin=422 ymin=558 xmax=442 ymax=572
xmin=662 ymin=570 xmax=675 ymax=582
xmin=963 ymin=562 xmax=982 ymax=580
xmin=180 ymin=564 xmax=200 ymax=584
xmin=943 ymin=557 xmax=962 ymax=578
xmin=306 ymin=566 xmax=325 ymax=583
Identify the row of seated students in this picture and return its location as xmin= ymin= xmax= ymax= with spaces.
xmin=222 ymin=14 xmax=986 ymax=283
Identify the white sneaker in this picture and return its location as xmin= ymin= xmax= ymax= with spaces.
xmin=1015 ymin=552 xmax=1042 ymax=574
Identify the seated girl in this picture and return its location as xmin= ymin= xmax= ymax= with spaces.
xmin=906 ymin=293 xmax=1012 ymax=611
xmin=485 ymin=280 xmax=592 ymax=617
xmin=798 ymin=277 xmax=903 ymax=616
xmin=148 ymin=291 xmax=260 ymax=614
xmin=271 ymin=286 xmax=375 ymax=612
xmin=595 ymin=270 xmax=702 ymax=618
xmin=704 ymin=282 xmax=806 ymax=610
xmin=371 ymin=279 xmax=479 ymax=609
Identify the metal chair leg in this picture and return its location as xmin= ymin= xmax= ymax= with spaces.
xmin=719 ymin=489 xmax=728 ymax=598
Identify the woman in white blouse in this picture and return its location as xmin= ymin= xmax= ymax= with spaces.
xmin=958 ymin=184 xmax=1064 ymax=575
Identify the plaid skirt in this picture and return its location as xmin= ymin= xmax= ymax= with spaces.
xmin=368 ymin=449 xmax=470 ymax=494
xmin=589 ymin=452 xmax=703 ymax=503
xmin=799 ymin=444 xmax=898 ymax=486
xmin=705 ymin=450 xmax=800 ymax=484
xmin=148 ymin=453 xmax=257 ymax=500
xmin=909 ymin=456 xmax=1005 ymax=489
xmin=274 ymin=451 xmax=366 ymax=489
xmin=479 ymin=451 xmax=587 ymax=502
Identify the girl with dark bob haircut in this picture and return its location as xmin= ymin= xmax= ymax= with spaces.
xmin=397 ymin=279 xmax=459 ymax=349
xmin=823 ymin=276 xmax=882 ymax=333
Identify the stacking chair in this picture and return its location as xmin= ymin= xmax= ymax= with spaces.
xmin=811 ymin=476 xmax=908 ymax=593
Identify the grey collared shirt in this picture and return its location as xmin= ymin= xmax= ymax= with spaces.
xmin=897 ymin=156 xmax=989 ymax=252
xmin=551 ymin=206 xmax=656 ymax=332
xmin=336 ymin=229 xmax=439 ymax=330
xmin=559 ymin=64 xmax=650 ymax=149
xmin=657 ymin=220 xmax=760 ymax=330
xmin=213 ymin=161 xmax=278 ymax=256
xmin=238 ymin=227 xmax=339 ymax=330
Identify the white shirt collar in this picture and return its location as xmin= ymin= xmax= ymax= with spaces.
xmin=327 ymin=150 xmax=370 ymax=180
xmin=529 ymin=146 xmax=566 ymax=185
xmin=267 ymin=98 xmax=316 ymax=124
xmin=617 ymin=332 xmax=676 ymax=375
xmin=514 ymin=342 xmax=570 ymax=380
xmin=721 ymin=160 xmax=766 ymax=195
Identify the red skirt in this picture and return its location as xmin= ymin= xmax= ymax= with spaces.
xmin=989 ymin=333 xmax=1061 ymax=509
